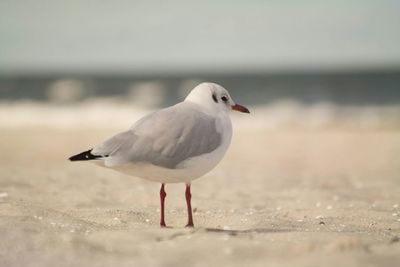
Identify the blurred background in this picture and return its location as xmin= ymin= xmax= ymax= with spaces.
xmin=1 ymin=2 xmax=400 ymax=267
xmin=1 ymin=0 xmax=400 ymax=130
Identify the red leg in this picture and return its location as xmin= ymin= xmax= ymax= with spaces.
xmin=160 ymin=183 xmax=167 ymax=227
xmin=185 ymin=184 xmax=194 ymax=227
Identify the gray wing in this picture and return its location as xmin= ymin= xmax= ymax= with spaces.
xmin=92 ymin=102 xmax=222 ymax=169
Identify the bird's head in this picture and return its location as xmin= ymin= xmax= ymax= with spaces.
xmin=185 ymin=82 xmax=250 ymax=115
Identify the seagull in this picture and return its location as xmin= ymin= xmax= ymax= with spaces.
xmin=69 ymin=82 xmax=249 ymax=227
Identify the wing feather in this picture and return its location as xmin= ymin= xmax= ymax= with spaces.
xmin=92 ymin=102 xmax=222 ymax=169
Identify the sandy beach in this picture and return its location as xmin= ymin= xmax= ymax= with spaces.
xmin=0 ymin=103 xmax=399 ymax=267
xmin=2 ymin=0 xmax=400 ymax=265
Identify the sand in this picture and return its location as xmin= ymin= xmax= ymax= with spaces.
xmin=0 ymin=104 xmax=400 ymax=267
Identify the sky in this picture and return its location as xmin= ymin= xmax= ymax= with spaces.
xmin=1 ymin=0 xmax=400 ymax=74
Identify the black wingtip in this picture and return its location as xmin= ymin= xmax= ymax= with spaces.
xmin=69 ymin=149 xmax=103 ymax=161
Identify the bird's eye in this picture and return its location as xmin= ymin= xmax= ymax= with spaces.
xmin=221 ymin=96 xmax=228 ymax=102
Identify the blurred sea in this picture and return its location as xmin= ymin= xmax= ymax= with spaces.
xmin=1 ymin=70 xmax=400 ymax=106
xmin=1 ymin=70 xmax=399 ymax=131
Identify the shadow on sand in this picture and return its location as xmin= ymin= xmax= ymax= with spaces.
xmin=155 ymin=227 xmax=293 ymax=242
xmin=204 ymin=227 xmax=293 ymax=236
xmin=157 ymin=227 xmax=294 ymax=242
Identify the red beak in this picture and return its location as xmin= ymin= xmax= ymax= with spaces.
xmin=232 ymin=104 xmax=250 ymax=113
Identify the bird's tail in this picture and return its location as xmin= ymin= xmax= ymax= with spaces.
xmin=68 ymin=149 xmax=104 ymax=161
